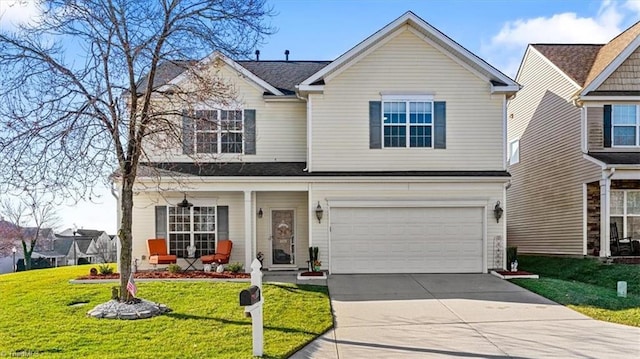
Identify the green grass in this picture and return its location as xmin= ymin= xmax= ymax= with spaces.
xmin=512 ymin=255 xmax=640 ymax=327
xmin=0 ymin=265 xmax=333 ymax=358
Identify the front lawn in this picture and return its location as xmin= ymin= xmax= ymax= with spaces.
xmin=513 ymin=255 xmax=640 ymax=327
xmin=0 ymin=265 xmax=332 ymax=358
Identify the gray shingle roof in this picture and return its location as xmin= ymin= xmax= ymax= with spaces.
xmin=137 ymin=59 xmax=330 ymax=95
xmin=587 ymin=152 xmax=640 ymax=165
xmin=54 ymin=238 xmax=74 ymax=256
xmin=532 ymin=44 xmax=603 ymax=86
xmin=141 ymin=162 xmax=510 ymax=177
xmin=236 ymin=61 xmax=331 ymax=94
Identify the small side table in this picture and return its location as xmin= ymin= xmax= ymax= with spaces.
xmin=184 ymin=257 xmax=198 ymax=271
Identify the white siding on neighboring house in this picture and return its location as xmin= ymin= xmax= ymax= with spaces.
xmin=310 ymin=29 xmax=505 ymax=172
xmin=507 ymin=48 xmax=601 ymax=255
xmin=144 ymin=64 xmax=307 ymax=163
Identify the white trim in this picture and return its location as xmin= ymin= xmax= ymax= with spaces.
xmin=581 ymin=36 xmax=640 ymax=95
xmin=611 ymin=104 xmax=640 ymax=148
xmin=307 ymin=95 xmax=313 ymax=171
xmin=327 ymin=198 xmax=489 ymax=207
xmin=583 ymin=153 xmax=607 ymax=168
xmin=502 ymin=96 xmax=507 ymax=169
xmin=581 ymin=96 xmax=640 ymax=102
xmin=244 ymin=190 xmax=253 ymax=272
xmin=159 ymin=51 xmax=284 ymax=96
xmin=296 ymin=84 xmax=324 ymax=93
xmin=381 ymin=93 xmax=434 ymax=101
xmin=528 ymin=46 xmax=582 ymax=89
xmin=491 ymin=85 xmax=521 ymax=94
xmin=300 ymin=11 xmax=518 ymax=88
xmin=482 ymin=205 xmax=488 ymax=274
xmin=262 ymin=96 xmax=302 ymax=102
xmin=581 ymin=107 xmax=587 ymax=153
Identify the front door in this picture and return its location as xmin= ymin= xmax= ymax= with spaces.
xmin=271 ymin=209 xmax=295 ymax=266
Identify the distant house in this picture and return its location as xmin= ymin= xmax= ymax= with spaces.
xmin=54 ymin=229 xmax=116 ymax=264
xmin=507 ymin=21 xmax=640 ymax=257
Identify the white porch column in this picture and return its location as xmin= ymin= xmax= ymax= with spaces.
xmin=244 ymin=190 xmax=253 ymax=272
xmin=599 ymin=172 xmax=612 ymax=257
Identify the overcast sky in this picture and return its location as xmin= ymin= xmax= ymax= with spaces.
xmin=1 ymin=0 xmax=639 ymax=234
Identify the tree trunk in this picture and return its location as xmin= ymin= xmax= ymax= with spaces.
xmin=22 ymin=241 xmax=31 ymax=270
xmin=118 ymin=181 xmax=134 ymax=301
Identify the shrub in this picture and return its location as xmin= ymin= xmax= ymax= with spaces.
xmin=226 ymin=262 xmax=243 ymax=273
xmin=167 ymin=264 xmax=182 ymax=273
xmin=98 ymin=264 xmax=114 ymax=275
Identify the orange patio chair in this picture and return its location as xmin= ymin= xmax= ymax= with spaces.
xmin=147 ymin=239 xmax=177 ymax=265
xmin=201 ymin=240 xmax=233 ymax=265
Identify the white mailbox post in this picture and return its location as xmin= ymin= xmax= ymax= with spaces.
xmin=239 ymin=259 xmax=264 ymax=357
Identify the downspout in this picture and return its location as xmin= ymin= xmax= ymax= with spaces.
xmin=295 ymin=89 xmax=311 ymax=172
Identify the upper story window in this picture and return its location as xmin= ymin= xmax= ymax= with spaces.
xmin=383 ymin=100 xmax=433 ymax=148
xmin=509 ymin=138 xmax=520 ymax=165
xmin=194 ymin=110 xmax=243 ymax=154
xmin=612 ymin=105 xmax=639 ymax=147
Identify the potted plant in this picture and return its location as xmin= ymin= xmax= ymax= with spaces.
xmin=507 ymin=246 xmax=518 ymax=272
xmin=313 ymin=260 xmax=321 ymax=272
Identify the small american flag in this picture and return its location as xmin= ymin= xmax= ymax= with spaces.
xmin=126 ymin=273 xmax=137 ymax=297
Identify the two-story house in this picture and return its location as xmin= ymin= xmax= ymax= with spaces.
xmin=507 ymin=21 xmax=640 ymax=258
xmin=123 ymin=11 xmax=519 ymax=273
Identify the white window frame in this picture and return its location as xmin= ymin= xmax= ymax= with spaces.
xmin=509 ymin=138 xmax=520 ymax=165
xmin=610 ymin=190 xmax=640 ymax=240
xmin=194 ymin=109 xmax=244 ymax=154
xmin=381 ymin=95 xmax=434 ymax=149
xmin=612 ymin=104 xmax=640 ymax=147
xmin=168 ymin=206 xmax=217 ymax=258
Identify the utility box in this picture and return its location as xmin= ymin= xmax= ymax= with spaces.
xmin=239 ymin=285 xmax=261 ymax=306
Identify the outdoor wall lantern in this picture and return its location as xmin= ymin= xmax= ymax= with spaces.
xmin=177 ymin=194 xmax=193 ymax=208
xmin=494 ymin=201 xmax=504 ymax=223
xmin=257 ymin=208 xmax=263 ymax=218
xmin=315 ymin=202 xmax=324 ymax=223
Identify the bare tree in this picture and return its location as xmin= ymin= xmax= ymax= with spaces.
xmin=0 ymin=193 xmax=60 ymax=270
xmin=0 ymin=1 xmax=273 ymax=298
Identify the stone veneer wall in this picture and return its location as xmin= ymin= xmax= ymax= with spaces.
xmin=587 ymin=180 xmax=640 ymax=256
xmin=586 ymin=181 xmax=600 ymax=255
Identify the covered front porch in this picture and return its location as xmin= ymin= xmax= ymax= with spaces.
xmin=586 ymin=176 xmax=640 ymax=258
xmin=130 ymin=186 xmax=314 ymax=272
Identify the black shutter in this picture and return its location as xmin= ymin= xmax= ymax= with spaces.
xmin=369 ymin=101 xmax=382 ymax=149
xmin=434 ymin=101 xmax=446 ymax=149
xmin=217 ymin=206 xmax=229 ymax=240
xmin=244 ymin=109 xmax=256 ymax=155
xmin=155 ymin=206 xmax=167 ymax=239
xmin=182 ymin=110 xmax=194 ymax=154
xmin=603 ymin=105 xmax=612 ymax=148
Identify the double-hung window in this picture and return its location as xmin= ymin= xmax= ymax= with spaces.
xmin=611 ymin=190 xmax=640 ymax=240
xmin=194 ymin=110 xmax=243 ymax=154
xmin=168 ymin=206 xmax=216 ymax=258
xmin=612 ymin=105 xmax=640 ymax=147
xmin=383 ymin=99 xmax=433 ymax=148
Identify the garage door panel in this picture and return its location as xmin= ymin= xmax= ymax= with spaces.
xmin=331 ymin=207 xmax=483 ymax=273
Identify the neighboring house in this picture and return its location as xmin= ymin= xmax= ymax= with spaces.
xmin=507 ymin=22 xmax=640 ymax=257
xmin=53 ymin=229 xmax=116 ymax=264
xmin=120 ymin=11 xmax=519 ymax=273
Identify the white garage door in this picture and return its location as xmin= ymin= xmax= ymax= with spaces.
xmin=330 ymin=207 xmax=484 ymax=273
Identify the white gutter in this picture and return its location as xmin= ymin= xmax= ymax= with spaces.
xmin=295 ymin=90 xmax=311 ymax=172
xmin=502 ymin=95 xmax=507 ymax=170
xmin=600 ymin=168 xmax=615 ymax=257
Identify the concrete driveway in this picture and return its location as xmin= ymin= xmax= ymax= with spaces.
xmin=292 ymin=274 xmax=640 ymax=358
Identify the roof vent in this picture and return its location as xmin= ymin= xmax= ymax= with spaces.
xmin=285 ymin=49 xmax=290 ymax=61
xmin=255 ymin=50 xmax=260 ymax=61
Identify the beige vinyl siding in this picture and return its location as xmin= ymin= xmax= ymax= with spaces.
xmin=131 ymin=191 xmax=245 ymax=270
xmin=596 ymin=47 xmax=640 ymax=91
xmin=507 ymin=49 xmax=601 ymax=255
xmin=255 ymin=192 xmax=309 ymax=269
xmin=310 ymin=29 xmax=505 ymax=172
xmin=310 ymin=181 xmax=506 ymax=272
xmin=587 ymin=106 xmax=604 ymax=151
xmin=146 ymin=64 xmax=307 ymax=163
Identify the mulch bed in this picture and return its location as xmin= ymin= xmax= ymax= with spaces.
xmin=77 ymin=270 xmax=250 ymax=280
